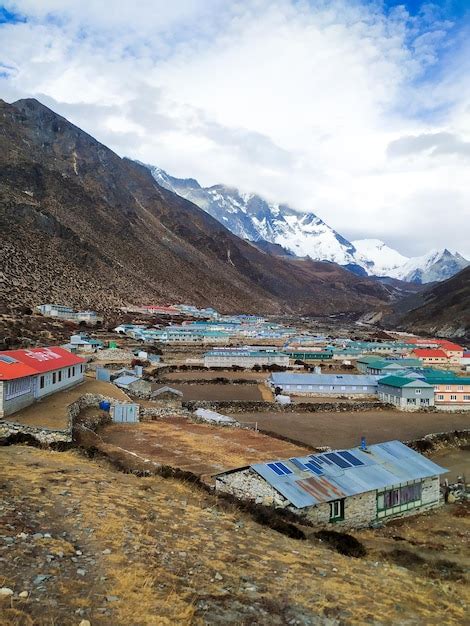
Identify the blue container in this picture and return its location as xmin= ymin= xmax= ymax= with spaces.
xmin=99 ymin=401 xmax=111 ymax=412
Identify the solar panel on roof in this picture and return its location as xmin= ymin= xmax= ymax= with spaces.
xmin=324 ymin=452 xmax=351 ymax=469
xmin=307 ymin=458 xmax=323 ymax=471
xmin=337 ymin=450 xmax=364 ymax=467
xmin=267 ymin=463 xmax=284 ymax=476
xmin=290 ymin=458 xmax=308 ymax=471
xmin=0 ymin=355 xmax=18 ymax=363
xmin=275 ymin=462 xmax=292 ymax=475
xmin=317 ymin=455 xmax=333 ymax=465
xmin=305 ymin=462 xmax=323 ymax=476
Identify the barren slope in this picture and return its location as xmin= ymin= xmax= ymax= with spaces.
xmin=0 ymin=98 xmax=390 ymax=315
xmin=0 ymin=445 xmax=467 ymax=625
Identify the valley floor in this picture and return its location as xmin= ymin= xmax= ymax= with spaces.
xmin=1 ymin=445 xmax=468 ymax=625
xmin=231 ymin=410 xmax=470 ymax=449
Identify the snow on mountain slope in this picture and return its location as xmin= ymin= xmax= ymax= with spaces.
xmin=148 ymin=165 xmax=357 ymax=265
xmin=388 ymin=249 xmax=469 ymax=283
xmin=352 ymin=239 xmax=409 ymax=276
xmin=147 ymin=164 xmax=468 ymax=283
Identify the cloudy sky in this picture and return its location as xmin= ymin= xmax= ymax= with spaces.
xmin=1 ymin=0 xmax=469 ymax=258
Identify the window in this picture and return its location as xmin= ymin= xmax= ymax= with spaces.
xmin=5 ymin=377 xmax=31 ymax=399
xmin=80 ymin=364 xmax=83 ymax=373
xmin=52 ymin=372 xmax=56 ymax=384
xmin=437 ymin=394 xmax=444 ymax=400
xmin=40 ymin=376 xmax=45 ymax=389
xmin=450 ymin=395 xmax=457 ymax=400
xmin=329 ymin=499 xmax=345 ymax=522
xmin=72 ymin=367 xmax=76 ymax=376
xmin=445 ymin=385 xmax=451 ymax=391
xmin=457 ymin=385 xmax=463 ymax=391
xmin=415 ymin=389 xmax=421 ymax=395
xmin=377 ymin=482 xmax=422 ymax=518
xmin=58 ymin=371 xmax=62 ymax=382
xmin=464 ymin=395 xmax=470 ymax=401
xmin=363 ymin=386 xmax=368 ymax=390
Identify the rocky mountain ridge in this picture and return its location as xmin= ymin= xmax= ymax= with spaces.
xmin=148 ymin=165 xmax=469 ymax=284
xmin=0 ymin=98 xmax=392 ymax=316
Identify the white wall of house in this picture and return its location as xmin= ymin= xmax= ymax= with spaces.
xmin=205 ymin=354 xmax=289 ymax=368
xmin=0 ymin=378 xmax=35 ymax=418
xmin=35 ymin=364 xmax=85 ymax=399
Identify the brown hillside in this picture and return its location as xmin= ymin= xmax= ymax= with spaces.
xmin=0 ymin=98 xmax=390 ymax=315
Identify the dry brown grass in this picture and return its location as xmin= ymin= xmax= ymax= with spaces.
xmin=0 ymin=445 xmax=468 ymax=625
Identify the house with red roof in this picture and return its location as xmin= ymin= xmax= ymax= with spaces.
xmin=412 ymin=348 xmax=450 ymax=365
xmin=0 ymin=347 xmax=85 ymax=418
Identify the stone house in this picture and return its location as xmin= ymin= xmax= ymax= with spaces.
xmin=377 ymin=376 xmax=435 ymax=410
xmin=149 ymin=386 xmax=183 ymax=409
xmin=214 ymin=441 xmax=446 ymax=529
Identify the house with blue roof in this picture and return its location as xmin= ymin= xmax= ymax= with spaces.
xmin=215 ymin=440 xmax=447 ymax=529
xmin=269 ymin=373 xmax=378 ymax=396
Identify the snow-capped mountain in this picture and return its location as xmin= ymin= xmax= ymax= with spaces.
xmin=352 ymin=239 xmax=409 ymax=277
xmin=148 ymin=165 xmax=357 ymax=265
xmin=389 ymin=249 xmax=469 ymax=283
xmin=147 ymin=165 xmax=469 ymax=283
xmin=352 ymin=240 xmax=469 ymax=283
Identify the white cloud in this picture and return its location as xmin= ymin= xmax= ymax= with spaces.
xmin=1 ymin=0 xmax=469 ymax=258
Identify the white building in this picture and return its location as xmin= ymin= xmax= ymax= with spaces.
xmin=0 ymin=347 xmax=85 ymax=418
xmin=36 ymin=304 xmax=102 ymax=324
xmin=204 ymin=350 xmax=289 ymax=368
xmin=269 ymin=373 xmax=378 ymax=396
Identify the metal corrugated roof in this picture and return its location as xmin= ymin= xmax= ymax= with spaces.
xmin=378 ymin=376 xmax=433 ymax=388
xmin=249 ymin=441 xmax=447 ymax=508
xmin=270 ymin=373 xmax=378 ymax=386
xmin=113 ymin=375 xmax=140 ymax=386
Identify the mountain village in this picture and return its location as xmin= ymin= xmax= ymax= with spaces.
xmin=1 ymin=15 xmax=469 ymax=621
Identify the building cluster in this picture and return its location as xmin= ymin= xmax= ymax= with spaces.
xmin=115 ymin=315 xmax=293 ymax=345
xmin=36 ymin=304 xmax=103 ymax=324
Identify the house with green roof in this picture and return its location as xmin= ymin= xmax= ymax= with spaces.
xmin=366 ymin=358 xmax=422 ymax=376
xmin=378 ymin=376 xmax=434 ymax=411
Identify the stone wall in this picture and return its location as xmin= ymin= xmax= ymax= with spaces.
xmin=184 ymin=400 xmax=387 ymax=414
xmin=140 ymin=405 xmax=191 ymax=421
xmin=215 ymin=469 xmax=288 ymax=508
xmin=0 ymin=421 xmax=71 ymax=445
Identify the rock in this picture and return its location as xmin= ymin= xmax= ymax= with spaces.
xmin=77 ymin=569 xmax=86 ymax=576
xmin=19 ymin=590 xmax=29 ymax=598
xmin=32 ymin=533 xmax=43 ymax=540
xmin=0 ymin=587 xmax=14 ymax=596
xmin=214 ymin=572 xmax=223 ymax=581
xmin=79 ymin=620 xmax=91 ymax=626
xmin=76 ymin=550 xmax=83 ymax=556
xmin=33 ymin=575 xmax=51 ymax=585
xmin=106 ymin=595 xmax=119 ymax=602
xmin=102 ymin=549 xmax=111 ymax=555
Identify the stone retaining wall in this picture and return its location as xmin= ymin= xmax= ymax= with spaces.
xmin=0 ymin=421 xmax=71 ymax=445
xmin=183 ymin=400 xmax=387 ymax=414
